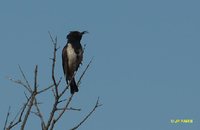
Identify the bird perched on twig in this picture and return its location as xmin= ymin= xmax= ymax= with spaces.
xmin=62 ymin=31 xmax=88 ymax=94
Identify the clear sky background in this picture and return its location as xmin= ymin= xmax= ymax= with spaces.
xmin=0 ymin=0 xmax=200 ymax=130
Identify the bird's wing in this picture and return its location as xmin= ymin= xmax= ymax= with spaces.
xmin=74 ymin=44 xmax=83 ymax=71
xmin=62 ymin=45 xmax=68 ymax=77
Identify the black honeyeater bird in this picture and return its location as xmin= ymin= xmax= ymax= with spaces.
xmin=62 ymin=31 xmax=88 ymax=94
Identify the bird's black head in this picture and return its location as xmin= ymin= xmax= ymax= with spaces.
xmin=67 ymin=31 xmax=88 ymax=43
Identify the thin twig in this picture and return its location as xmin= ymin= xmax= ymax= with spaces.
xmin=37 ymin=84 xmax=54 ymax=94
xmin=7 ymin=77 xmax=31 ymax=93
xmin=67 ymin=107 xmax=81 ymax=111
xmin=48 ymin=31 xmax=55 ymax=45
xmin=3 ymin=106 xmax=11 ymax=130
xmin=18 ymin=65 xmax=32 ymax=93
xmin=77 ymin=57 xmax=93 ymax=86
xmin=70 ymin=97 xmax=102 ymax=130
xmin=51 ymin=36 xmax=59 ymax=97
xmin=34 ymin=65 xmax=38 ymax=92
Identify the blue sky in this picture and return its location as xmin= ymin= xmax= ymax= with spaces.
xmin=0 ymin=0 xmax=200 ymax=130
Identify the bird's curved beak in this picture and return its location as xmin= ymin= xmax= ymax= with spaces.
xmin=81 ymin=31 xmax=89 ymax=35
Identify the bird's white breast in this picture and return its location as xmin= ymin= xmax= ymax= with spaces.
xmin=66 ymin=43 xmax=77 ymax=68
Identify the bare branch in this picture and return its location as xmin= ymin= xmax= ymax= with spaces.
xmin=21 ymin=65 xmax=38 ymax=130
xmin=7 ymin=77 xmax=31 ymax=93
xmin=6 ymin=96 xmax=31 ymax=130
xmin=34 ymin=65 xmax=38 ymax=92
xmin=77 ymin=57 xmax=93 ymax=86
xmin=20 ymin=93 xmax=35 ymax=130
xmin=67 ymin=107 xmax=81 ymax=111
xmin=55 ymin=107 xmax=80 ymax=111
xmin=23 ymin=92 xmax=29 ymax=101
xmin=45 ymin=97 xmax=59 ymax=130
xmin=37 ymin=84 xmax=54 ymax=94
xmin=48 ymin=31 xmax=55 ymax=45
xmin=50 ymin=34 xmax=59 ymax=98
xmin=56 ymin=95 xmax=74 ymax=121
xmin=34 ymin=98 xmax=46 ymax=129
xmin=4 ymin=106 xmax=10 ymax=130
xmin=70 ymin=97 xmax=102 ymax=130
xmin=45 ymin=33 xmax=60 ymax=130
xmin=18 ymin=65 xmax=32 ymax=92
xmin=49 ymin=95 xmax=74 ymax=130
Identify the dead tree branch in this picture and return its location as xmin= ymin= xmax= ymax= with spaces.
xmin=4 ymin=32 xmax=100 ymax=130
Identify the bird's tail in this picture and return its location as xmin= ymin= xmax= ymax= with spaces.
xmin=69 ymin=78 xmax=79 ymax=94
